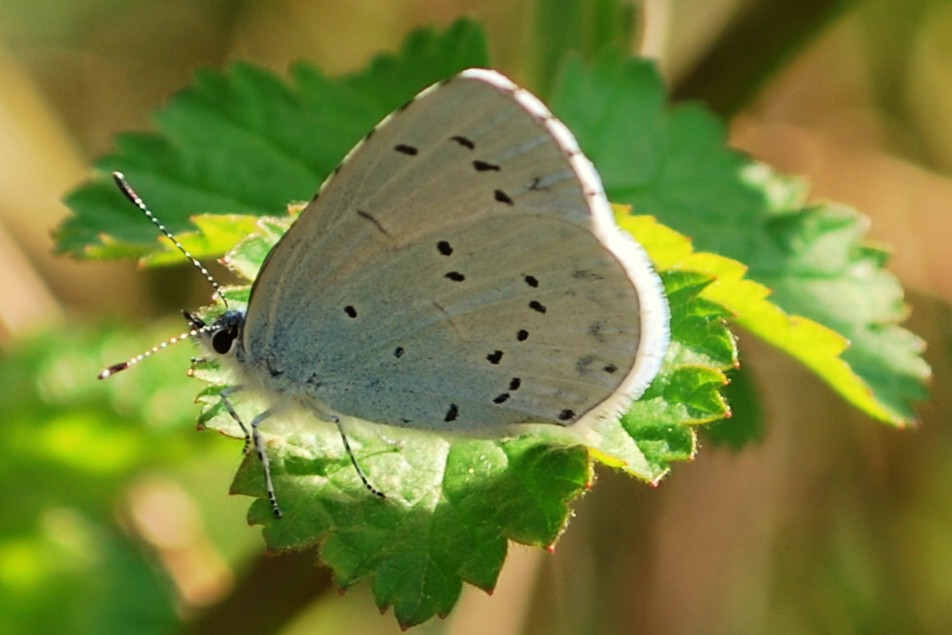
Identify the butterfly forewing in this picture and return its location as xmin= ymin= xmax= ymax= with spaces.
xmin=242 ymin=69 xmax=665 ymax=431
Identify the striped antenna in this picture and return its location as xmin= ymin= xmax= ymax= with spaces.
xmin=99 ymin=319 xmax=211 ymax=379
xmin=111 ymin=171 xmax=228 ymax=306
xmin=100 ymin=174 xmax=226 ymax=379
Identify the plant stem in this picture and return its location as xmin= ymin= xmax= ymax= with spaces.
xmin=671 ymin=0 xmax=854 ymax=116
xmin=181 ymin=548 xmax=331 ymax=635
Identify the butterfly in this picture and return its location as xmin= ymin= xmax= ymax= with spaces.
xmin=102 ymin=68 xmax=669 ymax=517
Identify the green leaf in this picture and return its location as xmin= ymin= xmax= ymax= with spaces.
xmin=743 ymin=167 xmax=929 ymax=425
xmin=551 ymin=52 xmax=929 ymax=425
xmin=187 ymin=210 xmax=728 ymax=627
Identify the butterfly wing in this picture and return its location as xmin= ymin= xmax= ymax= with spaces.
xmin=241 ymin=69 xmax=668 ymax=431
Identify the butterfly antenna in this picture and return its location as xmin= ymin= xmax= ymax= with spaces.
xmin=102 ymin=173 xmax=228 ymax=380
xmin=111 ymin=171 xmax=228 ymax=307
xmin=99 ymin=320 xmax=213 ymax=379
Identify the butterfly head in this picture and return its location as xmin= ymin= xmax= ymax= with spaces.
xmin=185 ymin=309 xmax=246 ymax=359
xmin=98 ymin=173 xmax=254 ymax=381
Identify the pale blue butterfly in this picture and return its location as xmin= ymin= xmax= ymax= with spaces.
xmin=102 ymin=68 xmax=670 ymax=517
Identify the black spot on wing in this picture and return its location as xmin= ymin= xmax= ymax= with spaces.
xmin=395 ymin=144 xmax=418 ymax=155
xmin=451 ymin=135 xmax=475 ymax=149
xmin=444 ymin=403 xmax=459 ymax=422
xmin=437 ymin=240 xmax=453 ymax=256
xmin=473 ymin=160 xmax=500 ymax=172
xmin=494 ymin=189 xmax=513 ymax=205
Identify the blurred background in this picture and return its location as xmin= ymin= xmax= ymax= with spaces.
xmin=2 ymin=0 xmax=951 ymax=633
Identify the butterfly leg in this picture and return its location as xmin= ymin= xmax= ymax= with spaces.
xmin=218 ymin=386 xmax=251 ymax=452
xmin=249 ymin=408 xmax=283 ymax=518
xmin=331 ymin=416 xmax=386 ymax=499
xmin=216 ymin=388 xmax=282 ymax=517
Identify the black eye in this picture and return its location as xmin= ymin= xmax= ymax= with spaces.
xmin=211 ymin=327 xmax=237 ymax=354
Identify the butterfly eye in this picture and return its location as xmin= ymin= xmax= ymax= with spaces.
xmin=211 ymin=324 xmax=238 ymax=355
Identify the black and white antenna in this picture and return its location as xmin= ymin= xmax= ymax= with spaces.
xmin=99 ymin=319 xmax=204 ymax=379
xmin=112 ymin=172 xmax=228 ymax=306
xmin=99 ymin=172 xmax=226 ymax=379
